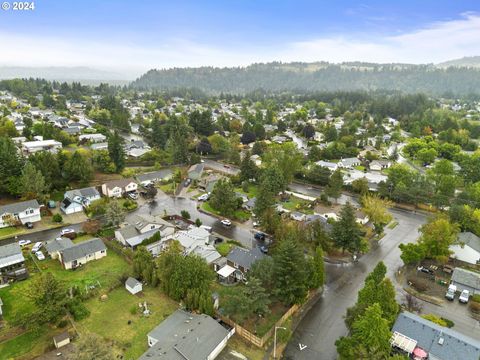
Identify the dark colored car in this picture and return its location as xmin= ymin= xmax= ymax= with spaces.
xmin=25 ymin=222 xmax=33 ymax=229
xmin=214 ymin=237 xmax=223 ymax=244
xmin=254 ymin=232 xmax=266 ymax=241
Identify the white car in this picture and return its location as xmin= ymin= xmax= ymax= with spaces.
xmin=35 ymin=251 xmax=45 ymax=261
xmin=459 ymin=289 xmax=470 ymax=303
xmin=60 ymin=228 xmax=75 ymax=236
xmin=221 ymin=219 xmax=232 ymax=226
xmin=18 ymin=239 xmax=32 ymax=247
xmin=31 ymin=241 xmax=43 ymax=253
xmin=198 ymin=194 xmax=209 ymax=201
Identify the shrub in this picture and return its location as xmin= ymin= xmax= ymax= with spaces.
xmin=422 ymin=314 xmax=447 ymax=327
xmin=471 ymin=294 xmax=480 ymax=303
xmin=181 ymin=210 xmax=191 ymax=220
xmin=470 ymin=301 xmax=480 ymax=314
xmin=67 ymin=299 xmax=91 ymax=321
xmin=441 ymin=317 xmax=455 ymax=328
xmin=57 ymin=319 xmax=69 ymax=328
xmin=407 ymin=277 xmax=429 ymax=292
xmin=130 ymin=306 xmax=138 ymax=315
xmin=52 ymin=213 xmax=63 ymax=223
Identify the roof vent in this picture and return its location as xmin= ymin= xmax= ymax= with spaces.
xmin=438 ymin=337 xmax=444 ymax=345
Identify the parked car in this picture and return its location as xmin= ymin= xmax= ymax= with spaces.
xmin=445 ymin=284 xmax=457 ymax=301
xmin=200 ymin=225 xmax=212 ymax=233
xmin=417 ymin=266 xmax=434 ymax=275
xmin=127 ymin=192 xmax=138 ymax=200
xmin=25 ymin=222 xmax=33 ymax=229
xmin=253 ymin=221 xmax=260 ymax=228
xmin=60 ymin=228 xmax=75 ymax=236
xmin=31 ymin=241 xmax=43 ymax=253
xmin=254 ymin=232 xmax=266 ymax=241
xmin=198 ymin=193 xmax=209 ymax=201
xmin=18 ymin=239 xmax=32 ymax=247
xmin=184 ymin=178 xmax=192 ymax=187
xmin=223 ymin=164 xmax=230 ymax=169
xmin=214 ymin=237 xmax=223 ymax=244
xmin=260 ymin=245 xmax=269 ymax=254
xmin=35 ymin=251 xmax=45 ymax=261
xmin=459 ymin=289 xmax=470 ymax=304
xmin=221 ymin=219 xmax=232 ymax=226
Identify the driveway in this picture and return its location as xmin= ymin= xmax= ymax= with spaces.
xmin=283 ymin=209 xmax=426 ymax=360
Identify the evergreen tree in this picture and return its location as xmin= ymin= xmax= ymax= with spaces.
xmin=325 ymin=169 xmax=344 ymax=203
xmin=240 ymin=151 xmax=258 ymax=181
xmin=209 ymin=179 xmax=239 ymax=217
xmin=64 ymin=151 xmax=93 ymax=183
xmin=108 ymin=131 xmax=125 ymax=172
xmin=20 ymin=162 xmax=47 ymax=200
xmin=0 ymin=136 xmax=24 ymax=195
xmin=332 ymin=203 xmax=363 ymax=253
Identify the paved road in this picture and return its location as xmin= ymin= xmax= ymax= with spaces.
xmin=1 ymin=223 xmax=85 ymax=246
xmin=203 ymin=159 xmax=240 ymax=176
xmin=283 ymin=209 xmax=426 ymax=360
xmin=130 ymin=191 xmax=257 ymax=249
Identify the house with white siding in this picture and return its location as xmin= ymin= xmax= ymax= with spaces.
xmin=0 ymin=200 xmax=41 ymax=228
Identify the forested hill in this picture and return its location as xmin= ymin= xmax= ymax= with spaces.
xmin=131 ymin=62 xmax=480 ymax=96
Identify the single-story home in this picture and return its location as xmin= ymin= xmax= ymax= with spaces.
xmin=101 ymin=178 xmax=138 ymax=198
xmin=125 ymin=277 xmax=142 ymax=295
xmin=90 ymin=142 xmax=108 ymax=151
xmin=0 ymin=199 xmax=41 ymax=228
xmin=139 ymin=310 xmax=235 ymax=360
xmin=53 ymin=332 xmax=70 ymax=349
xmin=136 ymin=169 xmax=173 ymax=186
xmin=338 ymin=157 xmax=361 ymax=169
xmin=450 ymin=232 xmax=480 ymax=265
xmin=45 ymin=237 xmax=75 ymax=259
xmin=79 ymin=133 xmax=106 ymax=143
xmin=188 ymin=163 xmax=204 ymax=180
xmin=290 ymin=211 xmax=307 ymax=222
xmin=61 ymin=187 xmax=101 ymax=214
xmin=221 ymin=246 xmax=265 ymax=282
xmin=370 ymin=159 xmax=392 ymax=171
xmin=22 ymin=139 xmax=62 ymax=155
xmin=59 ymin=238 xmax=107 ymax=270
xmin=451 ymin=267 xmax=480 ymax=295
xmin=391 ymin=311 xmax=480 ymax=360
xmin=315 ymin=160 xmax=338 ymax=172
xmin=199 ymin=174 xmax=222 ymax=193
xmin=0 ymin=242 xmax=28 ymax=284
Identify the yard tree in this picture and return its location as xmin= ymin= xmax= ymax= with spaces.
xmin=249 ymin=256 xmax=275 ymax=291
xmin=208 ymin=133 xmax=231 ymax=156
xmin=305 ymin=219 xmax=333 ymax=252
xmin=332 ymin=203 xmax=363 ymax=253
xmin=189 ymin=110 xmax=214 ymax=136
xmin=92 ymin=149 xmax=116 ymax=173
xmin=254 ymin=166 xmax=285 ymax=217
xmin=29 ymin=151 xmax=63 ymax=189
xmin=306 ymin=164 xmax=331 ymax=186
xmin=209 ymin=179 xmax=239 ymax=217
xmin=364 ymin=261 xmax=387 ymax=284
xmin=0 ymin=136 xmax=24 ymax=195
xmin=427 ymin=159 xmax=458 ymax=207
xmin=417 ymin=216 xmax=459 ymax=261
xmin=263 ymin=143 xmax=302 ymax=186
xmin=240 ymin=150 xmax=258 ymax=182
xmin=20 ymin=161 xmax=47 ymax=200
xmin=336 ymin=303 xmax=392 ymax=360
xmin=361 ymin=194 xmax=393 ymax=235
xmin=351 ymin=177 xmax=369 ymax=195
xmin=69 ymin=333 xmax=115 ymax=360
xmin=82 ymin=219 xmax=102 ymax=235
xmin=325 ymin=169 xmax=343 ymax=203
xmin=26 ymin=272 xmax=66 ymax=325
xmin=133 ymin=246 xmax=158 ymax=286
xmin=302 ymin=124 xmax=315 ymax=139
xmin=196 ymin=137 xmax=212 ymax=155
xmin=240 ymin=131 xmax=256 ymax=144
xmin=273 ymin=236 xmax=308 ymax=305
xmin=399 ymin=243 xmax=426 ymax=265
xmin=306 ymin=247 xmax=326 ymax=289
xmin=104 ymin=200 xmax=126 ymax=227
xmin=64 ymin=150 xmax=93 ymax=183
xmin=416 ymin=147 xmax=437 ymax=164
xmin=167 ymin=127 xmax=190 ymax=164
xmin=107 ymin=131 xmax=125 ymax=172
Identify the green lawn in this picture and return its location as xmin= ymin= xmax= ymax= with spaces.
xmin=202 ymin=202 xmax=250 ymax=222
xmin=158 ymin=182 xmax=175 ymax=194
xmin=0 ymin=227 xmax=25 ymax=241
xmin=0 ymin=327 xmax=55 ymax=360
xmin=216 ymin=242 xmax=234 ymax=256
xmin=79 ymin=286 xmax=178 ymax=359
xmin=281 ymin=196 xmax=314 ymax=214
xmin=234 ymin=184 xmax=259 ymax=199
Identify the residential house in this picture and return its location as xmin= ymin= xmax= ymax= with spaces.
xmin=391 ymin=311 xmax=480 ymax=360
xmin=243 ymin=197 xmax=256 ymax=211
xmin=199 ymin=174 xmax=222 ymax=193
xmin=140 ymin=310 xmax=234 ymax=360
xmin=90 ymin=142 xmax=108 ymax=151
xmin=220 ymin=247 xmax=265 ymax=282
xmin=0 ymin=200 xmax=41 ymax=228
xmin=358 ymin=145 xmax=381 ymax=160
xmin=369 ymin=159 xmax=392 ymax=171
xmin=61 ymin=187 xmax=101 ymax=214
xmin=79 ymin=133 xmax=106 ymax=143
xmin=343 ymin=169 xmax=388 ymax=191
xmin=451 ymin=267 xmax=480 ymax=295
xmin=63 ymin=126 xmax=82 ymax=135
xmin=101 ymin=178 xmax=138 ymax=198
xmin=338 ymin=157 xmax=361 ymax=169
xmin=125 ymin=277 xmax=142 ymax=295
xmin=59 ymin=238 xmax=107 ymax=270
xmin=272 ymin=135 xmax=287 ymax=144
xmin=136 ymin=169 xmax=173 ymax=187
xmin=22 ymin=139 xmax=62 ymax=155
xmin=315 ymin=160 xmax=338 ymax=172
xmin=188 ymin=163 xmax=204 ymax=180
xmin=314 ymin=203 xmax=369 ymax=225
xmin=450 ymin=232 xmax=480 ymax=265
xmin=45 ymin=237 xmax=74 ymax=259
xmin=0 ymin=243 xmax=28 ymax=284
xmin=290 ymin=211 xmax=307 ymax=222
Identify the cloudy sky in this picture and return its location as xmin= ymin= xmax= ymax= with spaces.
xmin=1 ymin=0 xmax=480 ymax=78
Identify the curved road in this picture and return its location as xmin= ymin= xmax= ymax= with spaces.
xmin=283 ymin=209 xmax=426 ymax=360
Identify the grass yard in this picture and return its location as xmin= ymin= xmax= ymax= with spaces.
xmin=202 ymin=202 xmax=251 ymax=222
xmin=78 ymin=286 xmax=178 ymax=359
xmin=0 ymin=327 xmax=56 ymax=360
xmin=281 ymin=196 xmax=314 ymax=214
xmin=222 ymin=335 xmax=265 ymax=360
xmin=216 ymin=242 xmax=234 ymax=256
xmin=234 ymin=184 xmax=259 ymax=199
xmin=158 ymin=182 xmax=176 ymax=194
xmin=0 ymin=227 xmax=25 ymax=241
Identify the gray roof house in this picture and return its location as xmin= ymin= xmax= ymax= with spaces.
xmin=0 ymin=242 xmax=28 ymax=283
xmin=61 ymin=187 xmax=100 ymax=214
xmin=450 ymin=232 xmax=480 ymax=265
xmin=187 ymin=163 xmax=204 ymax=180
xmin=225 ymin=247 xmax=265 ymax=281
xmin=59 ymin=238 xmax=107 ymax=270
xmin=0 ymin=199 xmax=41 ymax=228
xmin=451 ymin=267 xmax=480 ymax=295
xmin=45 ymin=237 xmax=75 ymax=259
xmin=137 ymin=169 xmax=173 ymax=186
xmin=140 ymin=310 xmax=234 ymax=360
xmin=391 ymin=311 xmax=480 ymax=360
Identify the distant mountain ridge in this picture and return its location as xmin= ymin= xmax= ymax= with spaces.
xmin=131 ymin=61 xmax=480 ymax=96
xmin=436 ymin=56 xmax=480 ymax=69
xmin=0 ymin=66 xmax=132 ymax=84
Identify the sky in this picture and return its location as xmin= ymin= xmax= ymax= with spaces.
xmin=1 ymin=0 xmax=480 ymax=78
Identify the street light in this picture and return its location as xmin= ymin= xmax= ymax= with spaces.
xmin=273 ymin=326 xmax=287 ymax=359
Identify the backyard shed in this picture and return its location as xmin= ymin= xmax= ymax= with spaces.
xmin=53 ymin=332 xmax=70 ymax=349
xmin=125 ymin=277 xmax=142 ymax=295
